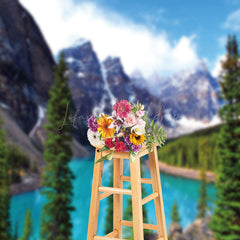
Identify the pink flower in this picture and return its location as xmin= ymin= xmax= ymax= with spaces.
xmin=137 ymin=118 xmax=146 ymax=127
xmin=113 ymin=100 xmax=132 ymax=119
xmin=125 ymin=112 xmax=137 ymax=127
xmin=136 ymin=110 xmax=145 ymax=117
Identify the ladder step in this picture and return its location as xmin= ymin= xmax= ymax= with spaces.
xmin=100 ymin=192 xmax=112 ymax=200
xmin=120 ymin=176 xmax=152 ymax=184
xmin=142 ymin=192 xmax=159 ymax=205
xmin=94 ymin=236 xmax=126 ymax=240
xmin=121 ymin=220 xmax=159 ymax=231
xmin=99 ymin=186 xmax=132 ymax=195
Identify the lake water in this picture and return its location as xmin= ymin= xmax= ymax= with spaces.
xmin=10 ymin=156 xmax=216 ymax=239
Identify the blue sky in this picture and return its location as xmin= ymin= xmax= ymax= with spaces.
xmin=73 ymin=0 xmax=238 ymax=62
xmin=21 ymin=0 xmax=240 ymax=78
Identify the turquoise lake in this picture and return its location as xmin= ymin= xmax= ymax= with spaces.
xmin=10 ymin=156 xmax=216 ymax=239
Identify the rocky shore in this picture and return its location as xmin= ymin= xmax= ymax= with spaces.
xmin=158 ymin=162 xmax=216 ymax=183
xmin=168 ymin=217 xmax=214 ymax=240
xmin=11 ymin=174 xmax=41 ymax=196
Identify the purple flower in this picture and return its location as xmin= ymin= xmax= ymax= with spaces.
xmin=124 ymin=145 xmax=130 ymax=152
xmin=124 ymin=135 xmax=131 ymax=146
xmin=131 ymin=144 xmax=141 ymax=153
xmin=88 ymin=116 xmax=99 ymax=132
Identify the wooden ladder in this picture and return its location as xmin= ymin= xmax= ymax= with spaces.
xmin=87 ymin=145 xmax=168 ymax=240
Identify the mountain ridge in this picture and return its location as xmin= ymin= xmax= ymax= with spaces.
xmin=62 ymin=40 xmax=221 ymax=138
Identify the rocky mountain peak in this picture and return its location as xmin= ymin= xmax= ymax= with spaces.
xmin=103 ymin=56 xmax=124 ymax=75
xmin=0 ymin=0 xmax=54 ymax=132
xmin=64 ymin=41 xmax=93 ymax=61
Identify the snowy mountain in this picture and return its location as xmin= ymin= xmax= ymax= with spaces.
xmin=62 ymin=41 xmax=221 ymax=138
xmin=63 ymin=42 xmax=164 ymax=123
xmin=133 ymin=61 xmax=221 ymax=123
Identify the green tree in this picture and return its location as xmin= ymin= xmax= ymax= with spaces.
xmin=40 ymin=52 xmax=75 ymax=240
xmin=197 ymin=169 xmax=208 ymax=218
xmin=170 ymin=200 xmax=181 ymax=223
xmin=20 ymin=209 xmax=33 ymax=240
xmin=197 ymin=139 xmax=209 ymax=218
xmin=13 ymin=222 xmax=19 ymax=240
xmin=210 ymin=35 xmax=240 ymax=239
xmin=104 ymin=162 xmax=113 ymax=234
xmin=0 ymin=118 xmax=12 ymax=240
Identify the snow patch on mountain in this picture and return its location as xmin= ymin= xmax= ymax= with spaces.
xmin=0 ymin=102 xmax=10 ymax=109
xmin=72 ymin=38 xmax=89 ymax=48
xmin=100 ymin=63 xmax=116 ymax=106
xmin=77 ymin=72 xmax=84 ymax=77
xmin=166 ymin=115 xmax=221 ymax=137
xmin=29 ymin=105 xmax=45 ymax=138
xmin=66 ymin=57 xmax=75 ymax=63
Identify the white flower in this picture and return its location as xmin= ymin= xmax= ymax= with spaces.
xmin=140 ymin=104 xmax=144 ymax=110
xmin=131 ymin=125 xmax=146 ymax=135
xmin=87 ymin=129 xmax=103 ymax=146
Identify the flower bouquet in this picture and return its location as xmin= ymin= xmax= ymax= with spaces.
xmin=87 ymin=100 xmax=166 ymax=163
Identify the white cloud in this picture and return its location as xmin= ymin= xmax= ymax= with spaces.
xmin=20 ymin=0 xmax=199 ymax=77
xmin=223 ymin=9 xmax=240 ymax=31
xmin=211 ymin=54 xmax=226 ymax=78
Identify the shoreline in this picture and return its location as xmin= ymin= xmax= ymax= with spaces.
xmin=158 ymin=162 xmax=216 ymax=183
xmin=11 ymin=174 xmax=41 ymax=196
xmin=11 ymin=160 xmax=216 ymax=196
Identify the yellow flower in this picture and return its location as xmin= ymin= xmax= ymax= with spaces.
xmin=97 ymin=115 xmax=115 ymax=139
xmin=129 ymin=133 xmax=146 ymax=145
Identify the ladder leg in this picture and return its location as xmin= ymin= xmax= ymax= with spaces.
xmin=149 ymin=146 xmax=168 ymax=240
xmin=87 ymin=150 xmax=104 ymax=240
xmin=113 ymin=158 xmax=123 ymax=238
xmin=129 ymin=157 xmax=144 ymax=240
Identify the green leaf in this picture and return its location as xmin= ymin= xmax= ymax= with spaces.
xmin=99 ymin=146 xmax=110 ymax=152
xmin=150 ymin=120 xmax=154 ymax=128
xmin=153 ymin=122 xmax=158 ymax=133
xmin=129 ymin=151 xmax=138 ymax=163
xmin=95 ymin=153 xmax=113 ymax=163
xmin=106 ymin=152 xmax=113 ymax=161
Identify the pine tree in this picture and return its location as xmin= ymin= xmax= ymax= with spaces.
xmin=19 ymin=209 xmax=33 ymax=240
xmin=40 ymin=52 xmax=75 ymax=240
xmin=210 ymin=35 xmax=240 ymax=239
xmin=197 ymin=139 xmax=209 ymax=218
xmin=0 ymin=118 xmax=12 ymax=240
xmin=170 ymin=200 xmax=181 ymax=223
xmin=13 ymin=222 xmax=18 ymax=240
xmin=104 ymin=162 xmax=113 ymax=234
xmin=197 ymin=169 xmax=208 ymax=218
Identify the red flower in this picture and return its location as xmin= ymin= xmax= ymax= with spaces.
xmin=105 ymin=138 xmax=115 ymax=148
xmin=115 ymin=141 xmax=125 ymax=152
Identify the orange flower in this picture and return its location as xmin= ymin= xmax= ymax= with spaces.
xmin=97 ymin=115 xmax=115 ymax=139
